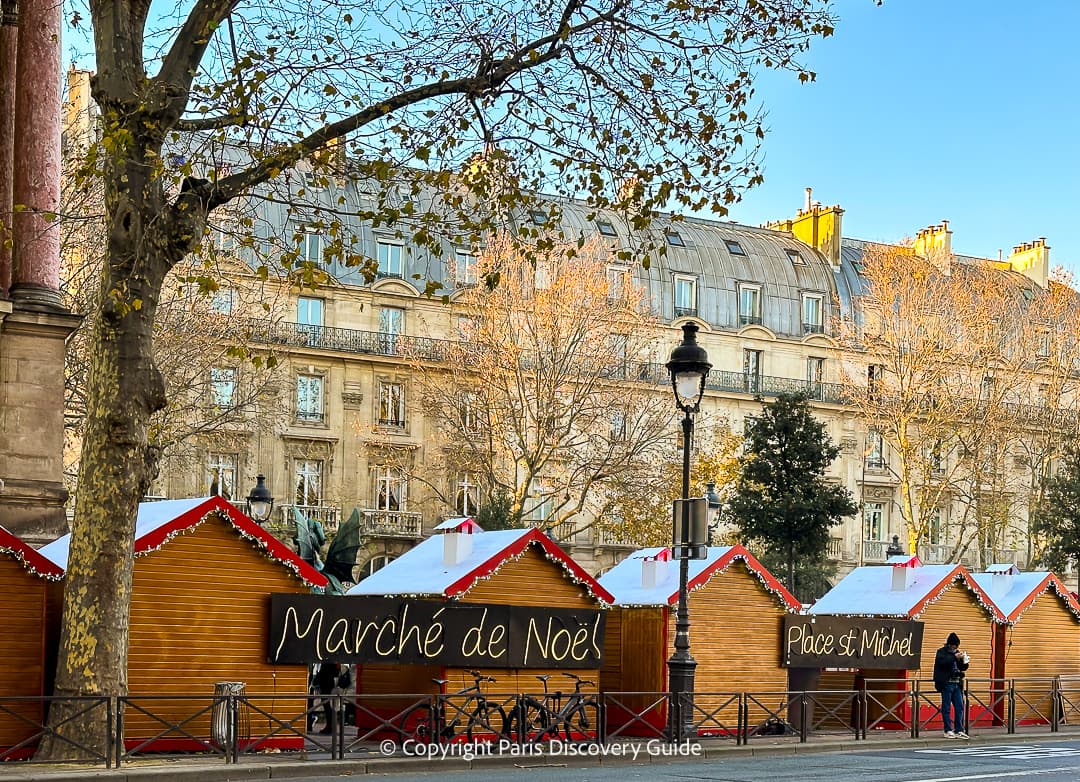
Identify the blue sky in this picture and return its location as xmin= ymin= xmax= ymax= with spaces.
xmin=725 ymin=1 xmax=1080 ymax=274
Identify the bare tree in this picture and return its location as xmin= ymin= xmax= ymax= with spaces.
xmin=405 ymin=234 xmax=673 ymax=533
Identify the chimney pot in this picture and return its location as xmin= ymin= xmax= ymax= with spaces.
xmin=805 ymin=187 xmax=813 ymax=212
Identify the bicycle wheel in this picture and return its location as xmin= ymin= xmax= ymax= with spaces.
xmin=466 ymin=701 xmax=508 ymax=742
xmin=521 ymin=698 xmax=556 ymax=744
xmin=398 ymin=703 xmax=436 ymax=743
xmin=563 ymin=701 xmax=600 ymax=742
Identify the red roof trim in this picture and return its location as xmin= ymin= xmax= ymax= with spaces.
xmin=443 ymin=528 xmax=615 ymax=604
xmin=0 ymin=526 xmax=64 ymax=580
xmin=677 ymin=544 xmax=802 ymax=612
xmin=134 ymin=496 xmax=328 ymax=588
xmin=1006 ymin=573 xmax=1080 ymax=623
xmin=908 ymin=566 xmax=1005 ymax=623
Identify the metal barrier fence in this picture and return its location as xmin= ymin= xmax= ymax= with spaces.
xmin=4 ymin=679 xmax=1080 ymax=766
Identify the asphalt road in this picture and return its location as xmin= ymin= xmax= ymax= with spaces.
xmin=273 ymin=739 xmax=1080 ymax=782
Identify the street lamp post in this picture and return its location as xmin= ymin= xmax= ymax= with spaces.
xmin=704 ymin=482 xmax=723 ymax=544
xmin=245 ymin=474 xmax=275 ymax=524
xmin=665 ymin=322 xmax=712 ymax=741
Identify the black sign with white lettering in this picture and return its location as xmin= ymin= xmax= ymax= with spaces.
xmin=783 ymin=615 xmax=924 ymax=669
xmin=268 ymin=594 xmax=606 ymax=668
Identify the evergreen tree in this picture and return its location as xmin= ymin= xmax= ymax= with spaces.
xmin=726 ymin=394 xmax=857 ymax=599
xmin=1032 ymin=440 xmax=1080 ymax=592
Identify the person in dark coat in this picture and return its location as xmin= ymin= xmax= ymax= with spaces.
xmin=313 ymin=662 xmax=341 ymax=735
xmin=933 ymin=632 xmax=970 ymax=738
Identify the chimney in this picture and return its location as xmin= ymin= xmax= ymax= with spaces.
xmin=1007 ymin=238 xmax=1050 ymax=288
xmin=640 ymin=548 xmax=672 ymax=589
xmin=764 ymin=193 xmax=844 ymax=270
xmin=886 ymin=538 xmax=921 ymax=591
xmin=912 ymin=221 xmax=953 ymax=271
xmin=435 ymin=517 xmax=483 ymax=566
xmin=987 ymin=563 xmax=1019 ymax=599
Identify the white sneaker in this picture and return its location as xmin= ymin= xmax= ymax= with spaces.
xmin=943 ymin=731 xmax=956 ymax=738
xmin=955 ymin=731 xmax=969 ymax=738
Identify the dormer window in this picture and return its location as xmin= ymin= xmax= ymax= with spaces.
xmin=786 ymin=249 xmax=805 ymax=265
xmin=597 ymin=220 xmax=618 ymax=237
xmin=725 ymin=239 xmax=746 ymax=256
xmin=528 ymin=209 xmax=548 ymax=225
xmin=666 ymin=231 xmax=685 ymax=247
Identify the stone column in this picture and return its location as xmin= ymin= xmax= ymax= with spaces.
xmin=0 ymin=0 xmax=79 ymax=543
xmin=11 ymin=0 xmax=62 ymax=309
xmin=0 ymin=0 xmax=16 ymax=297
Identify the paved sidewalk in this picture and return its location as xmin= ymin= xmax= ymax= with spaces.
xmin=3 ymin=729 xmax=1080 ymax=782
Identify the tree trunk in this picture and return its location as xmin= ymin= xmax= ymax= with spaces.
xmin=36 ymin=115 xmax=179 ymax=759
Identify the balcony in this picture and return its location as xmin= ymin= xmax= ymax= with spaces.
xmin=739 ymin=314 xmax=762 ymax=327
xmin=826 ymin=536 xmax=846 ymax=560
xmin=360 ymin=509 xmax=423 ymax=539
xmin=674 ymin=305 xmax=698 ymax=319
xmin=595 ymin=526 xmax=641 ymax=548
xmin=802 ymin=322 xmax=825 ymax=335
xmin=276 ymin=504 xmax=341 ymax=535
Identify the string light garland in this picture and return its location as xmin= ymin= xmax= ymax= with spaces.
xmin=0 ymin=543 xmax=63 ymax=581
xmin=1007 ymin=575 xmax=1080 ymax=624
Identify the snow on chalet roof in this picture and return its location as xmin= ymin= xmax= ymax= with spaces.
xmin=809 ymin=564 xmax=1005 ymax=622
xmin=0 ymin=525 xmax=63 ymax=580
xmin=598 ymin=544 xmax=801 ymax=611
xmin=37 ymin=496 xmax=327 ymax=588
xmin=346 ymin=526 xmax=613 ymax=604
xmin=968 ymin=570 xmax=1080 ymax=623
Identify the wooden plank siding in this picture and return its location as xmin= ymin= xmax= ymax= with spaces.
xmin=1001 ymin=594 xmax=1080 ymax=724
xmin=356 ymin=544 xmax=608 ymax=730
xmin=0 ymin=558 xmax=47 ymax=750
xmin=677 ymin=562 xmax=793 ymax=731
xmin=123 ymin=519 xmax=309 ymax=744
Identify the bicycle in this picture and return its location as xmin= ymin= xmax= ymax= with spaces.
xmin=397 ymin=670 xmax=510 ymax=743
xmin=515 ymin=673 xmax=600 ymax=743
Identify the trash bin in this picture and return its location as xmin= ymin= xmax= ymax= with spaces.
xmin=211 ymin=681 xmax=248 ymax=749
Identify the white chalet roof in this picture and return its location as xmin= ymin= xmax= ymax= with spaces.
xmin=808 ymin=564 xmax=1000 ymax=621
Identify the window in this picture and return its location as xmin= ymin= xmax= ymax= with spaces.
xmin=928 ymin=507 xmax=945 ymax=545
xmin=1036 ymin=328 xmax=1051 ymax=358
xmin=868 ymin=364 xmax=884 ymax=401
xmin=607 ymin=333 xmax=629 ymax=378
xmin=454 ymin=250 xmax=477 ymax=288
xmin=742 ymin=349 xmax=762 ymax=393
xmin=673 ymin=275 xmax=697 ymax=317
xmin=529 ymin=479 xmax=554 ymax=523
xmin=866 ymin=430 xmax=885 ymax=470
xmin=296 ymin=373 xmax=324 ymax=421
xmin=294 ymin=459 xmax=323 ymax=506
xmin=378 ymin=381 xmax=406 ymax=427
xmin=980 ymin=375 xmax=995 ymax=401
xmin=802 ymin=293 xmax=824 ymax=334
xmin=298 ymin=230 xmax=323 ymax=267
xmin=607 ymin=265 xmax=629 ymax=301
xmin=610 ymin=408 xmax=628 ymax=442
xmin=1037 ymin=384 xmax=1050 ymax=408
xmin=786 ymin=248 xmax=806 ymax=265
xmin=206 ymin=452 xmax=237 ymax=500
xmin=806 ymin=357 xmax=824 ymax=398
xmin=725 ymin=239 xmax=746 ymax=256
xmin=863 ymin=501 xmax=885 ymax=541
xmin=929 ymin=440 xmax=945 ymax=476
xmin=852 ymin=261 xmax=866 ymax=276
xmin=364 ymin=555 xmax=396 ymax=578
xmin=378 ymin=307 xmax=404 ymax=354
xmin=738 ymin=284 xmax=761 ymax=326
xmin=210 ymin=367 xmax=236 ymax=408
xmin=666 ymin=231 xmax=685 ymax=247
xmin=377 ymin=241 xmax=403 ymax=278
xmin=461 ymin=392 xmax=481 ymax=434
xmin=597 ymin=220 xmax=617 ymax=237
xmin=297 ymin=297 xmax=324 ymax=326
xmin=528 ymin=209 xmax=548 ymax=225
xmin=455 ymin=473 xmax=481 ymax=516
xmin=374 ymin=466 xmax=405 ymax=511
xmin=211 ymin=288 xmax=234 ymax=314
